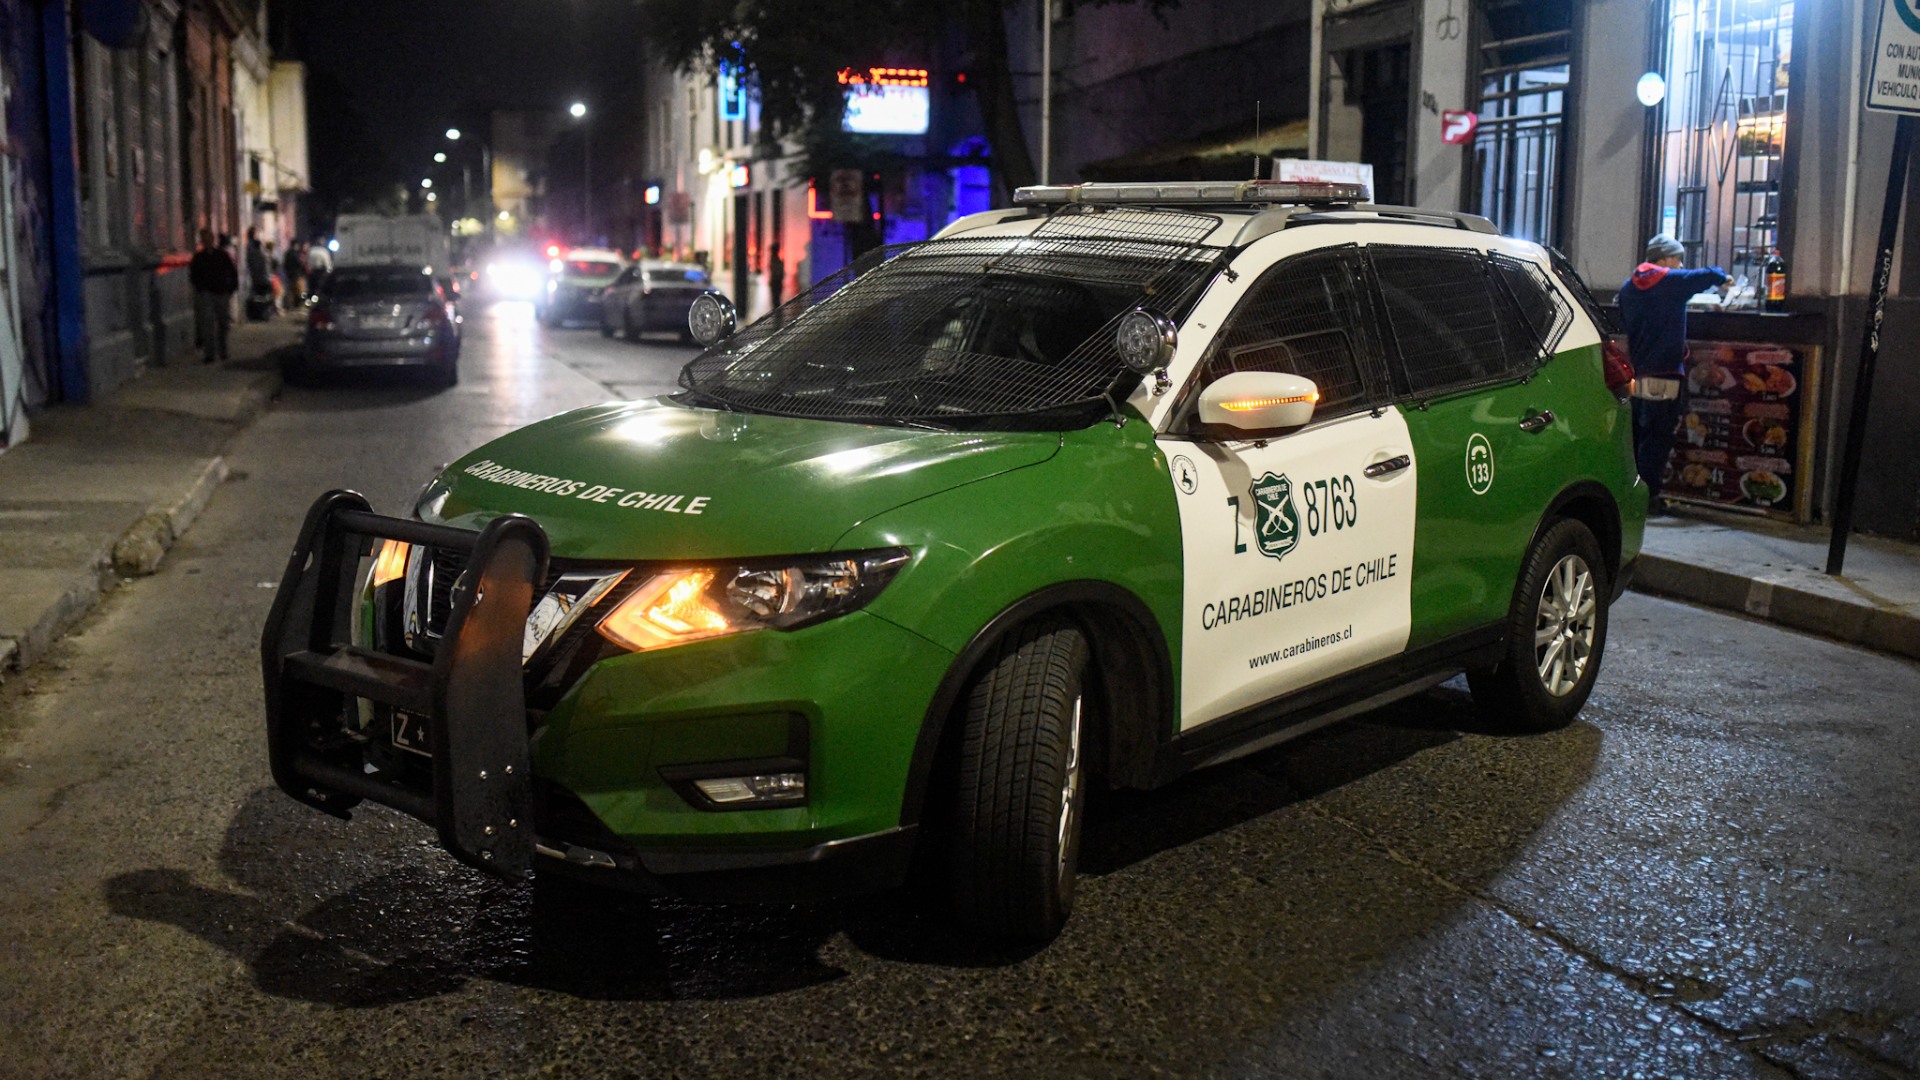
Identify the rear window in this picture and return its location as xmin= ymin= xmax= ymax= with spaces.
xmin=564 ymin=261 xmax=622 ymax=278
xmin=646 ymin=268 xmax=708 ymax=284
xmin=325 ymin=268 xmax=435 ymax=299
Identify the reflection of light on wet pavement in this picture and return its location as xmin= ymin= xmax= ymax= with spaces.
xmin=475 ymin=301 xmax=555 ymax=423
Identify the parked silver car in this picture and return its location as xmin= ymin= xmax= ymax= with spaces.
xmin=599 ymin=259 xmax=717 ymax=341
xmin=295 ymin=265 xmax=460 ymax=386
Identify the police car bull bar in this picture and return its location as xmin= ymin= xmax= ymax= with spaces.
xmin=260 ymin=489 xmax=550 ymax=880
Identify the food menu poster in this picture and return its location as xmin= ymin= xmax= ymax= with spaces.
xmin=1662 ymin=340 xmax=1807 ymax=514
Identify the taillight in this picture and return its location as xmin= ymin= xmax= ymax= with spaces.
xmin=419 ymin=304 xmax=448 ymax=326
xmin=308 ymin=306 xmax=333 ymax=330
xmin=1602 ymin=336 xmax=1633 ymax=397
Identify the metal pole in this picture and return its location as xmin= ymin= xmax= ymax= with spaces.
xmin=1825 ymin=114 xmax=1915 ymax=576
xmin=1040 ymin=0 xmax=1051 ymax=185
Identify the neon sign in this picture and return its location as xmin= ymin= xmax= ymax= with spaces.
xmin=719 ymin=62 xmax=748 ymax=122
xmin=839 ymin=66 xmax=931 ymax=135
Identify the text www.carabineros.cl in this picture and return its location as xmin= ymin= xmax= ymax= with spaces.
xmin=1249 ymin=625 xmax=1353 ymax=669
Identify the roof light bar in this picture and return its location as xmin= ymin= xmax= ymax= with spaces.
xmin=1012 ymin=180 xmax=1369 ymax=207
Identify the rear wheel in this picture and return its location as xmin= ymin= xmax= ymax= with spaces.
xmin=945 ymin=619 xmax=1089 ymax=943
xmin=623 ymin=308 xmax=640 ymax=341
xmin=1468 ymin=518 xmax=1609 ymax=732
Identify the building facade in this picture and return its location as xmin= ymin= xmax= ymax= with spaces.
xmin=0 ymin=0 xmax=304 ymax=452
xmin=1308 ymin=0 xmax=1919 ymax=536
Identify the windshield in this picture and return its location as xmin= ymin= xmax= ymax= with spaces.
xmin=325 ymin=268 xmax=436 ymax=300
xmin=678 ymin=234 xmax=1220 ymax=428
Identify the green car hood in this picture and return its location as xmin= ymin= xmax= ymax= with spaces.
xmin=424 ymin=397 xmax=1061 ymax=559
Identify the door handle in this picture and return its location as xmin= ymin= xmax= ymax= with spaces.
xmin=1519 ymin=410 xmax=1555 ymax=434
xmin=1363 ymin=454 xmax=1411 ymax=478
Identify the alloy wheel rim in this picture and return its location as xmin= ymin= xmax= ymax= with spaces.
xmin=1534 ymin=553 xmax=1597 ymax=696
xmin=1056 ymin=693 xmax=1083 ymax=882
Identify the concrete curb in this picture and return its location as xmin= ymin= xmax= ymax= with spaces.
xmin=111 ymin=457 xmax=232 ymax=577
xmin=0 ymin=365 xmax=280 ymax=681
xmin=1632 ymin=553 xmax=1920 ymax=661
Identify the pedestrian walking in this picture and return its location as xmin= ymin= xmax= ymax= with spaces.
xmin=767 ymin=246 xmax=785 ymax=310
xmin=282 ymin=241 xmax=309 ymax=309
xmin=188 ymin=229 xmax=239 ymax=364
xmin=245 ymin=230 xmax=275 ymax=321
xmin=1617 ymin=235 xmax=1728 ymax=515
xmin=306 ymin=236 xmax=332 ymax=297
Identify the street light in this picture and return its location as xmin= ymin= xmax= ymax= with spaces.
xmin=420 ymin=178 xmax=433 ymax=189
xmin=446 ymin=127 xmax=461 ymax=141
xmin=434 ymin=151 xmax=447 ymax=164
xmin=570 ymin=102 xmax=592 ymax=240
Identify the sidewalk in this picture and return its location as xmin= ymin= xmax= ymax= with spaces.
xmin=1636 ymin=507 xmax=1920 ymax=661
xmin=0 ymin=316 xmax=297 ymax=677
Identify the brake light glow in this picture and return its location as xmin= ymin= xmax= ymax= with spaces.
xmin=308 ymin=306 xmax=333 ymax=330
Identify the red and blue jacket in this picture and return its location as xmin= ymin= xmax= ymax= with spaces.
xmin=1615 ymin=263 xmax=1729 ymax=377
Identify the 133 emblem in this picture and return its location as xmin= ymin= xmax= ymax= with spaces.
xmin=1250 ymin=472 xmax=1301 ymax=562
xmin=1465 ymin=433 xmax=1494 ymax=495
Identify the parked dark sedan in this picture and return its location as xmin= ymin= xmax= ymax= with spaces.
xmin=599 ymin=259 xmax=716 ymax=341
xmin=294 ymin=265 xmax=460 ymax=386
xmin=537 ymin=250 xmax=626 ymax=327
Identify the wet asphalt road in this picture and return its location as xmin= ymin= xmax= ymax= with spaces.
xmin=1 ymin=302 xmax=1916 ymax=1079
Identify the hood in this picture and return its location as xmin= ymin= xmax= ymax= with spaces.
xmin=422 ymin=397 xmax=1060 ymax=560
xmin=1630 ymin=263 xmax=1671 ymax=290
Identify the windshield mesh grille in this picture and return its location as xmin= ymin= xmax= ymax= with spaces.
xmin=679 ymin=231 xmax=1222 ymax=425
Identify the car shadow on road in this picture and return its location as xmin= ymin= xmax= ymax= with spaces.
xmin=103 ymin=787 xmax=855 ymax=1007
xmin=103 ymin=685 xmax=1597 ymax=1011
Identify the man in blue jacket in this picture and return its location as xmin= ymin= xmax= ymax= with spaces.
xmin=1618 ymin=235 xmax=1728 ymax=514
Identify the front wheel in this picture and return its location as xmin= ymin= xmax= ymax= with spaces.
xmin=1468 ymin=518 xmax=1610 ymax=732
xmin=945 ymin=619 xmax=1089 ymax=943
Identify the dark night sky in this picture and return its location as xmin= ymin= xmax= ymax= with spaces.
xmin=276 ymin=0 xmax=646 ymax=214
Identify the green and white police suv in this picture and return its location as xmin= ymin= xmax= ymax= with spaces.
xmin=263 ymin=180 xmax=1644 ymax=942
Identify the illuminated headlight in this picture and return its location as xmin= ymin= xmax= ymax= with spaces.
xmin=596 ymin=549 xmax=909 ymax=653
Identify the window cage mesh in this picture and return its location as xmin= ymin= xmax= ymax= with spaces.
xmin=1488 ymin=253 xmax=1573 ymax=356
xmin=678 ymin=227 xmax=1225 ymax=425
xmin=1370 ymin=247 xmax=1544 ymax=395
xmin=1196 ymin=250 xmax=1380 ymax=418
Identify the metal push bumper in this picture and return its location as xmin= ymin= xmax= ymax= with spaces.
xmin=260 ymin=490 xmax=550 ymax=880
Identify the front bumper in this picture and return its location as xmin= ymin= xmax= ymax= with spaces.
xmin=261 ymin=492 xmax=948 ymax=898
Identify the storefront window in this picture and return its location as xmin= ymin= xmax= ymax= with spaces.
xmin=1471 ymin=0 xmax=1571 ymax=247
xmin=1651 ymin=0 xmax=1792 ymax=309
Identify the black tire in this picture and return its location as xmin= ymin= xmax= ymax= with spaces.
xmin=427 ymin=355 xmax=458 ymax=388
xmin=1468 ymin=518 xmax=1610 ymax=732
xmin=281 ymin=352 xmax=313 ymax=387
xmin=946 ymin=619 xmax=1090 ymax=943
xmin=599 ymin=319 xmax=614 ymax=338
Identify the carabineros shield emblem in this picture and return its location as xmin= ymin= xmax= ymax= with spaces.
xmin=1251 ymin=472 xmax=1300 ymax=562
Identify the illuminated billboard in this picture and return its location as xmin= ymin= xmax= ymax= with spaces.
xmin=840 ymin=67 xmax=929 ymax=135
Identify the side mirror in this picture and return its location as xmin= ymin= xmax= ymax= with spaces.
xmin=688 ymin=291 xmax=737 ymax=346
xmin=1197 ymin=371 xmax=1319 ymax=432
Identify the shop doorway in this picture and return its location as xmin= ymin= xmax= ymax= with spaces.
xmin=1351 ymin=43 xmax=1410 ymax=205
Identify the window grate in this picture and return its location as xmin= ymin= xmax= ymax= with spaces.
xmin=1370 ymin=247 xmax=1539 ymax=396
xmin=1489 ymin=253 xmax=1574 ymax=355
xmin=679 ymin=232 xmax=1224 ymax=426
xmin=1194 ymin=249 xmax=1378 ymax=418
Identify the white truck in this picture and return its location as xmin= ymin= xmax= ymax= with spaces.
xmin=332 ymin=215 xmax=451 ymax=274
